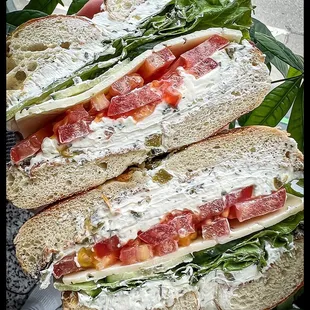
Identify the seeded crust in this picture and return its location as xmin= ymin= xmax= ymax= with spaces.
xmin=6 ymin=46 xmax=271 ymax=210
xmin=61 ymin=238 xmax=304 ymax=310
xmin=14 ymin=126 xmax=303 ymax=278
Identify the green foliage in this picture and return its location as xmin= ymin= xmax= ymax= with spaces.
xmin=6 ymin=10 xmax=48 ymax=33
xmin=67 ymin=0 xmax=88 ymax=15
xmin=244 ymin=76 xmax=302 ymax=127
xmin=238 ymin=19 xmax=304 ymax=153
xmin=24 ymin=0 xmax=64 ymax=15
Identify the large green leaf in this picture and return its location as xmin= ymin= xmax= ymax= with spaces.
xmin=287 ymin=66 xmax=302 ymax=78
xmin=6 ymin=10 xmax=48 ymax=30
xmin=24 ymin=0 xmax=64 ymax=15
xmin=254 ymin=32 xmax=304 ymax=72
xmin=67 ymin=0 xmax=88 ymax=15
xmin=250 ymin=18 xmax=288 ymax=77
xmin=287 ymin=81 xmax=304 ymax=153
xmin=244 ymin=76 xmax=302 ymax=126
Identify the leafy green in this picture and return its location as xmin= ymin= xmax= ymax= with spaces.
xmin=287 ymin=66 xmax=303 ymax=79
xmin=6 ymin=10 xmax=48 ymax=32
xmin=250 ymin=18 xmax=288 ymax=77
xmin=244 ymin=76 xmax=302 ymax=126
xmin=284 ymin=179 xmax=304 ymax=198
xmin=24 ymin=0 xmax=64 ymax=15
xmin=287 ymin=81 xmax=304 ymax=152
xmin=254 ymin=32 xmax=304 ymax=72
xmin=67 ymin=0 xmax=88 ymax=15
xmin=54 ymin=212 xmax=303 ymax=296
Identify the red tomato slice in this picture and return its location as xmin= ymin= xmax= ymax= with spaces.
xmin=181 ymin=35 xmax=230 ymax=68
xmin=120 ymin=244 xmax=153 ymax=265
xmin=162 ymin=86 xmax=182 ymax=107
xmin=109 ymin=73 xmax=144 ymax=97
xmin=58 ymin=119 xmax=91 ymax=144
xmin=154 ymin=238 xmax=178 ymax=256
xmin=128 ymin=102 xmax=157 ymax=122
xmin=66 ymin=104 xmax=89 ymax=123
xmin=201 ymin=217 xmax=230 ymax=240
xmin=88 ymin=92 xmax=110 ymax=116
xmin=234 ymin=188 xmax=286 ymax=222
xmin=138 ymin=224 xmax=178 ymax=245
xmin=93 ymin=235 xmax=120 ymax=258
xmin=199 ymin=198 xmax=225 ymax=220
xmin=225 ymin=186 xmax=254 ymax=207
xmin=53 ymin=253 xmax=82 ymax=279
xmin=164 ymin=212 xmax=196 ymax=238
xmin=159 ymin=58 xmax=184 ymax=80
xmin=53 ymin=104 xmax=90 ymax=136
xmin=94 ymin=253 xmax=119 ymax=270
xmin=187 ymin=58 xmax=218 ymax=78
xmin=138 ymin=47 xmax=176 ymax=81
xmin=107 ymin=84 xmax=162 ymax=117
xmin=10 ymin=124 xmax=54 ymax=163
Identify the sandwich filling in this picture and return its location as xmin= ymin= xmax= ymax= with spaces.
xmin=52 ymin=186 xmax=287 ymax=279
xmin=55 ymin=212 xmax=304 ymax=310
xmin=10 ymin=33 xmax=267 ymax=170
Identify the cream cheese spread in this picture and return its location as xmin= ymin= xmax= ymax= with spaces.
xmin=92 ymin=0 xmax=172 ymax=39
xmin=28 ymin=39 xmax=269 ymax=170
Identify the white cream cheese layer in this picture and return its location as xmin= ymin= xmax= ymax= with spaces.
xmin=28 ymin=39 xmax=265 ymax=169
xmin=92 ymin=0 xmax=171 ymax=39
xmin=76 ymin=239 xmax=297 ymax=310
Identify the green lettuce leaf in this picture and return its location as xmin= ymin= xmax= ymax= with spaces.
xmin=54 ymin=212 xmax=303 ymax=296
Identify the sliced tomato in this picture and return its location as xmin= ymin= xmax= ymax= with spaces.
xmin=164 ymin=211 xmax=196 ymax=238
xmin=53 ymin=104 xmax=91 ymax=137
xmin=154 ymin=238 xmax=178 ymax=256
xmin=109 ymin=73 xmax=144 ymax=97
xmin=181 ymin=35 xmax=229 ymax=68
xmin=88 ymin=92 xmax=110 ymax=116
xmin=162 ymin=86 xmax=182 ymax=107
xmin=178 ymin=232 xmax=198 ymax=247
xmin=120 ymin=243 xmax=153 ymax=265
xmin=159 ymin=58 xmax=184 ymax=80
xmin=225 ymin=186 xmax=254 ymax=207
xmin=93 ymin=235 xmax=120 ymax=258
xmin=58 ymin=119 xmax=91 ymax=144
xmin=10 ymin=124 xmax=53 ymax=163
xmin=138 ymin=47 xmax=176 ymax=81
xmin=187 ymin=58 xmax=218 ymax=78
xmin=234 ymin=188 xmax=286 ymax=222
xmin=201 ymin=217 xmax=230 ymax=240
xmin=138 ymin=224 xmax=178 ymax=245
xmin=66 ymin=104 xmax=89 ymax=123
xmin=53 ymin=253 xmax=82 ymax=279
xmin=94 ymin=253 xmax=119 ymax=270
xmin=107 ymin=84 xmax=162 ymax=117
xmin=199 ymin=198 xmax=225 ymax=220
xmin=128 ymin=102 xmax=157 ymax=122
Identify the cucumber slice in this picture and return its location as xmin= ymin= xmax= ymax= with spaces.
xmin=50 ymin=57 xmax=125 ymax=100
xmin=106 ymin=254 xmax=193 ymax=283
